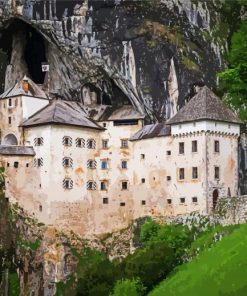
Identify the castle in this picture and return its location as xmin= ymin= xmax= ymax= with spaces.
xmin=0 ymin=77 xmax=242 ymax=235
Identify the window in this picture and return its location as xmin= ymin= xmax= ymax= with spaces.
xmin=101 ymin=160 xmax=108 ymax=170
xmin=15 ymin=99 xmax=18 ymax=107
xmin=179 ymin=168 xmax=185 ymax=180
xmin=26 ymin=163 xmax=29 ymax=167
xmin=8 ymin=99 xmax=12 ymax=107
xmin=215 ymin=166 xmax=220 ymax=180
xmin=7 ymin=162 xmax=10 ymax=167
xmin=141 ymin=178 xmax=145 ymax=183
xmin=121 ymin=160 xmax=127 ymax=169
xmin=141 ymin=200 xmax=146 ymax=205
xmin=167 ymin=176 xmax=171 ymax=181
xmin=14 ymin=161 xmax=19 ymax=168
xmin=179 ymin=142 xmax=184 ymax=154
xmin=121 ymin=181 xmax=128 ymax=190
xmin=34 ymin=158 xmax=43 ymax=167
xmin=120 ymin=202 xmax=125 ymax=207
xmin=63 ymin=157 xmax=73 ymax=168
xmin=87 ymin=160 xmax=97 ymax=169
xmin=121 ymin=139 xmax=128 ymax=148
xmin=192 ymin=197 xmax=198 ymax=203
xmin=166 ymin=150 xmax=171 ymax=156
xmin=87 ymin=139 xmax=96 ymax=149
xmin=102 ymin=140 xmax=109 ymax=149
xmin=141 ymin=154 xmax=145 ymax=159
xmin=192 ymin=167 xmax=198 ymax=179
xmin=8 ymin=117 xmax=11 ymax=125
xmin=34 ymin=137 xmax=44 ymax=146
xmin=192 ymin=140 xmax=197 ymax=152
xmin=39 ymin=205 xmax=42 ymax=212
xmin=63 ymin=136 xmax=72 ymax=146
xmin=100 ymin=181 xmax=108 ymax=191
xmin=180 ymin=197 xmax=185 ymax=204
xmin=76 ymin=138 xmax=85 ymax=148
xmin=63 ymin=178 xmax=73 ymax=189
xmin=167 ymin=199 xmax=172 ymax=204
xmin=214 ymin=140 xmax=220 ymax=153
xmin=103 ymin=197 xmax=108 ymax=204
xmin=87 ymin=181 xmax=96 ymax=190
xmin=103 ymin=123 xmax=107 ymax=128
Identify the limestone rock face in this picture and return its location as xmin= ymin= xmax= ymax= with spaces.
xmin=0 ymin=0 xmax=237 ymax=120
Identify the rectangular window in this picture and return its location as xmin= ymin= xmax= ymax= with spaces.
xmin=102 ymin=140 xmax=109 ymax=149
xmin=192 ymin=167 xmax=198 ymax=179
xmin=180 ymin=197 xmax=185 ymax=204
xmin=8 ymin=117 xmax=11 ymax=125
xmin=103 ymin=197 xmax=108 ymax=204
xmin=76 ymin=138 xmax=85 ymax=148
xmin=121 ymin=181 xmax=128 ymax=190
xmin=101 ymin=160 xmax=108 ymax=170
xmin=121 ymin=139 xmax=128 ymax=148
xmin=179 ymin=142 xmax=184 ymax=154
xmin=34 ymin=137 xmax=44 ymax=146
xmin=120 ymin=202 xmax=126 ymax=207
xmin=121 ymin=160 xmax=128 ymax=169
xmin=63 ymin=136 xmax=72 ymax=146
xmin=87 ymin=181 xmax=96 ymax=190
xmin=167 ymin=199 xmax=172 ymax=204
xmin=141 ymin=154 xmax=145 ymax=159
xmin=8 ymin=99 xmax=12 ymax=107
xmin=100 ymin=181 xmax=108 ymax=191
xmin=63 ymin=157 xmax=73 ymax=168
xmin=14 ymin=161 xmax=19 ymax=168
xmin=192 ymin=140 xmax=197 ymax=153
xmin=192 ymin=197 xmax=198 ymax=203
xmin=214 ymin=140 xmax=220 ymax=153
xmin=87 ymin=160 xmax=97 ymax=169
xmin=141 ymin=200 xmax=146 ymax=205
xmin=63 ymin=178 xmax=73 ymax=189
xmin=87 ymin=139 xmax=96 ymax=149
xmin=34 ymin=158 xmax=43 ymax=167
xmin=167 ymin=176 xmax=171 ymax=181
xmin=179 ymin=168 xmax=185 ymax=180
xmin=215 ymin=166 xmax=220 ymax=180
xmin=166 ymin=150 xmax=171 ymax=156
xmin=141 ymin=178 xmax=145 ymax=183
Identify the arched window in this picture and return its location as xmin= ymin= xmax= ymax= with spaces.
xmin=3 ymin=133 xmax=18 ymax=145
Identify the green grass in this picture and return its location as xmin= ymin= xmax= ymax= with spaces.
xmin=149 ymin=223 xmax=247 ymax=296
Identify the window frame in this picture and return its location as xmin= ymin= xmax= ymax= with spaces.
xmin=63 ymin=136 xmax=72 ymax=147
xmin=121 ymin=181 xmax=128 ymax=190
xmin=179 ymin=142 xmax=184 ymax=154
xmin=101 ymin=160 xmax=108 ymax=170
xmin=100 ymin=181 xmax=108 ymax=191
xmin=192 ymin=140 xmax=197 ymax=153
xmin=192 ymin=167 xmax=198 ymax=179
xmin=87 ymin=138 xmax=96 ymax=149
xmin=179 ymin=168 xmax=185 ymax=180
xmin=121 ymin=139 xmax=128 ymax=149
xmin=102 ymin=139 xmax=109 ymax=149
xmin=121 ymin=160 xmax=128 ymax=169
xmin=63 ymin=178 xmax=73 ymax=189
xmin=214 ymin=140 xmax=220 ymax=153
xmin=214 ymin=166 xmax=220 ymax=180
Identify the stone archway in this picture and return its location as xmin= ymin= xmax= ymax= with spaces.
xmin=2 ymin=133 xmax=18 ymax=145
xmin=213 ymin=189 xmax=219 ymax=210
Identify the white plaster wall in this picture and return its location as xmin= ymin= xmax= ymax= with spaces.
xmin=22 ymin=96 xmax=49 ymax=120
xmin=171 ymin=120 xmax=240 ymax=136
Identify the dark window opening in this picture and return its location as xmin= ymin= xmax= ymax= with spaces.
xmin=100 ymin=181 xmax=107 ymax=191
xmin=8 ymin=99 xmax=12 ymax=107
xmin=192 ymin=140 xmax=197 ymax=153
xmin=8 ymin=117 xmax=11 ymax=124
xmin=121 ymin=139 xmax=128 ymax=148
xmin=7 ymin=162 xmax=10 ymax=167
xmin=26 ymin=163 xmax=29 ymax=167
xmin=167 ymin=176 xmax=171 ymax=181
xmin=179 ymin=142 xmax=184 ymax=154
xmin=166 ymin=150 xmax=171 ymax=156
xmin=141 ymin=178 xmax=145 ymax=183
xmin=141 ymin=154 xmax=145 ymax=159
xmin=120 ymin=202 xmax=125 ymax=207
xmin=141 ymin=200 xmax=146 ymax=205
xmin=215 ymin=166 xmax=220 ymax=180
xmin=121 ymin=181 xmax=128 ymax=190
xmin=214 ymin=140 xmax=220 ymax=153
xmin=39 ymin=205 xmax=42 ymax=212
xmin=114 ymin=120 xmax=138 ymax=126
xmin=103 ymin=197 xmax=108 ymax=204
xmin=167 ymin=199 xmax=172 ymax=204
xmin=180 ymin=197 xmax=185 ymax=203
xmin=179 ymin=168 xmax=185 ymax=180
xmin=14 ymin=161 xmax=19 ymax=168
xmin=121 ymin=160 xmax=127 ymax=169
xmin=192 ymin=197 xmax=198 ymax=203
xmin=192 ymin=167 xmax=198 ymax=179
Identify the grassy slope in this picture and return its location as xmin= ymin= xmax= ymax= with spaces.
xmin=149 ymin=223 xmax=247 ymax=296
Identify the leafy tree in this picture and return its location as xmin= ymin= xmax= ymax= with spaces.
xmin=218 ymin=17 xmax=247 ymax=122
xmin=111 ymin=278 xmax=146 ymax=296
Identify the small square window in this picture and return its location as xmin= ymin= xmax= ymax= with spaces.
xmin=103 ymin=197 xmax=108 ymax=204
xmin=180 ymin=197 xmax=185 ymax=204
xmin=100 ymin=181 xmax=108 ymax=191
xmin=179 ymin=168 xmax=185 ymax=180
xmin=192 ymin=197 xmax=198 ymax=203
xmin=120 ymin=202 xmax=125 ymax=207
xmin=141 ymin=154 xmax=145 ymax=159
xmin=214 ymin=140 xmax=220 ymax=153
xmin=179 ymin=142 xmax=184 ymax=154
xmin=121 ymin=181 xmax=128 ymax=190
xmin=141 ymin=178 xmax=145 ymax=183
xmin=167 ymin=176 xmax=171 ymax=181
xmin=121 ymin=139 xmax=128 ymax=148
xmin=103 ymin=123 xmax=107 ymax=128
xmin=102 ymin=140 xmax=109 ymax=149
xmin=14 ymin=161 xmax=19 ymax=168
xmin=141 ymin=200 xmax=146 ymax=205
xmin=192 ymin=167 xmax=198 ymax=179
xmin=167 ymin=199 xmax=172 ymax=204
xmin=192 ymin=140 xmax=197 ymax=153
xmin=121 ymin=160 xmax=127 ymax=169
xmin=166 ymin=150 xmax=171 ymax=156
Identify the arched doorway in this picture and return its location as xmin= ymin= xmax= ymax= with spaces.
xmin=2 ymin=133 xmax=18 ymax=145
xmin=213 ymin=189 xmax=219 ymax=210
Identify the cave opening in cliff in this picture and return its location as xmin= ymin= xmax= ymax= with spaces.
xmin=0 ymin=19 xmax=47 ymax=87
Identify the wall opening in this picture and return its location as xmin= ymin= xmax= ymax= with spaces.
xmin=213 ymin=189 xmax=219 ymax=210
xmin=3 ymin=133 xmax=18 ymax=145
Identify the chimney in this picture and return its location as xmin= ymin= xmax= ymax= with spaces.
xmin=22 ymin=76 xmax=29 ymax=93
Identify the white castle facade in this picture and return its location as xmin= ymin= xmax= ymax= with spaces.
xmin=0 ymin=77 xmax=242 ymax=235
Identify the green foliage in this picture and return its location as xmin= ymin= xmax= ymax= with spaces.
xmin=111 ymin=278 xmax=146 ymax=296
xmin=218 ymin=18 xmax=247 ymax=122
xmin=0 ymin=167 xmax=5 ymax=188
xmin=9 ymin=273 xmax=20 ymax=296
xmin=148 ymin=222 xmax=247 ymax=296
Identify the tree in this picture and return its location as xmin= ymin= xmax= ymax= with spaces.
xmin=218 ymin=18 xmax=247 ymax=122
xmin=111 ymin=278 xmax=146 ymax=296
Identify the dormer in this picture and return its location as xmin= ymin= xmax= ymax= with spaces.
xmin=167 ymin=86 xmax=242 ymax=137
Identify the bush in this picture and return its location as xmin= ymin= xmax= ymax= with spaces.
xmin=111 ymin=278 xmax=146 ymax=296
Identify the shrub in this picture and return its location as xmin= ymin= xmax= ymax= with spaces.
xmin=111 ymin=278 xmax=146 ymax=296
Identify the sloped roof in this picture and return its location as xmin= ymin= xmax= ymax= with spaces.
xmin=130 ymin=123 xmax=171 ymax=141
xmin=167 ymin=86 xmax=242 ymax=125
xmin=0 ymin=76 xmax=47 ymax=99
xmin=0 ymin=145 xmax=35 ymax=156
xmin=83 ymin=105 xmax=145 ymax=121
xmin=21 ymin=100 xmax=104 ymax=130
